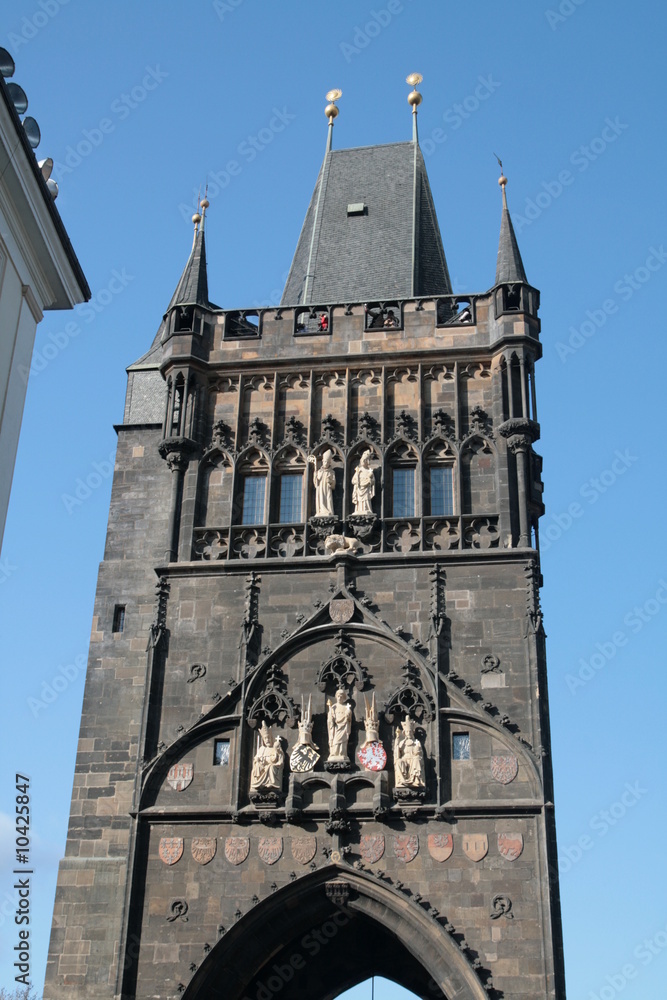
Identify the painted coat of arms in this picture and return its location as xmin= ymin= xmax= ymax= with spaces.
xmin=491 ymin=755 xmax=518 ymax=784
xmin=290 ymin=744 xmax=320 ymax=773
xmin=224 ymin=836 xmax=250 ymax=866
xmin=258 ymin=836 xmax=283 ymax=865
xmin=191 ymin=837 xmax=217 ymax=865
xmin=329 ymin=599 xmax=354 ymax=624
xmin=393 ymin=834 xmax=419 ymax=863
xmin=498 ymin=833 xmax=524 ymax=862
xmin=291 ymin=836 xmax=317 ymax=865
xmin=159 ymin=837 xmax=183 ymax=865
xmin=462 ymin=834 xmax=488 ymax=862
xmin=357 ymin=741 xmax=387 ymax=772
xmin=167 ymin=763 xmax=193 ymax=791
xmin=360 ymin=834 xmax=385 ymax=864
xmin=427 ymin=833 xmax=454 ymax=862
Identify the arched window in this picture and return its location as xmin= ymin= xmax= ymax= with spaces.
xmin=423 ymin=440 xmax=456 ymax=516
xmin=234 ymin=448 xmax=270 ymax=525
xmin=271 ymin=446 xmax=306 ymax=524
xmin=385 ymin=441 xmax=419 ymax=518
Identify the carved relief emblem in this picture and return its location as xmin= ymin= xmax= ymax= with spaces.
xmin=427 ymin=833 xmax=453 ymax=862
xmin=329 ymin=599 xmax=354 ymax=624
xmin=393 ymin=835 xmax=419 ymax=863
xmin=191 ymin=837 xmax=217 ymax=865
xmin=258 ymin=836 xmax=283 ymax=865
xmin=462 ymin=834 xmax=488 ymax=862
xmin=167 ymin=763 xmax=194 ymax=791
xmin=357 ymin=741 xmax=387 ymax=772
xmin=491 ymin=755 xmax=518 ymax=784
xmin=360 ymin=834 xmax=385 ymax=865
xmin=159 ymin=837 xmax=183 ymax=865
xmin=291 ymin=836 xmax=317 ymax=865
xmin=224 ymin=836 xmax=250 ymax=866
xmin=498 ymin=833 xmax=524 ymax=862
xmin=290 ymin=744 xmax=320 ymax=773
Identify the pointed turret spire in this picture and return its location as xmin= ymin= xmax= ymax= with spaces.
xmin=165 ymin=195 xmax=211 ymax=315
xmin=495 ymin=163 xmax=528 ymax=285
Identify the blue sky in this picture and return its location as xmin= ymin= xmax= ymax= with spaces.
xmin=0 ymin=1 xmax=666 ymax=996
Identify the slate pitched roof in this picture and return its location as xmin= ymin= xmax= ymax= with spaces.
xmin=165 ymin=228 xmax=210 ymax=313
xmin=281 ymin=140 xmax=452 ymax=305
xmin=495 ymin=201 xmax=528 ymax=285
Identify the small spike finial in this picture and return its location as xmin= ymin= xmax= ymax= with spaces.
xmin=325 ymin=89 xmax=342 ymax=152
xmin=200 ymin=184 xmax=210 ymax=231
xmin=495 ymin=153 xmax=508 ymax=208
xmin=406 ymin=73 xmax=422 ymax=142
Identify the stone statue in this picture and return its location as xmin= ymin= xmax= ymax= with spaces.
xmin=326 ymin=688 xmax=353 ymax=762
xmin=393 ymin=717 xmax=425 ymax=790
xmin=309 ymin=450 xmax=336 ymax=517
xmin=250 ymin=722 xmax=285 ymax=793
xmin=351 ymin=450 xmax=375 ymax=514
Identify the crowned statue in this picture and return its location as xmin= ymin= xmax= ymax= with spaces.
xmin=393 ymin=717 xmax=425 ymax=791
xmin=250 ymin=721 xmax=285 ymax=794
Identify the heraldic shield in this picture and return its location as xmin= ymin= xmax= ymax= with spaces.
xmin=258 ymin=836 xmax=283 ymax=865
xmin=290 ymin=836 xmax=317 ymax=865
xmin=159 ymin=837 xmax=183 ymax=865
xmin=462 ymin=834 xmax=488 ymax=862
xmin=191 ymin=837 xmax=217 ymax=865
xmin=393 ymin=834 xmax=419 ymax=863
xmin=224 ymin=837 xmax=250 ymax=866
xmin=329 ymin=599 xmax=354 ymax=624
xmin=498 ymin=833 xmax=524 ymax=861
xmin=428 ymin=833 xmax=454 ymax=862
xmin=360 ymin=834 xmax=385 ymax=864
xmin=167 ymin=763 xmax=193 ymax=791
xmin=491 ymin=755 xmax=518 ymax=784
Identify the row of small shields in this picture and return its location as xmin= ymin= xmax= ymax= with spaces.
xmin=159 ymin=835 xmax=318 ymax=867
xmin=160 ymin=832 xmax=523 ymax=866
xmin=361 ymin=832 xmax=524 ymax=864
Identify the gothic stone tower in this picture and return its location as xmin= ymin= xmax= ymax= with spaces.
xmin=45 ymin=90 xmax=566 ymax=1000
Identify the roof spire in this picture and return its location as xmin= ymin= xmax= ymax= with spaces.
xmin=165 ymin=196 xmax=211 ymax=316
xmin=406 ymin=73 xmax=423 ymax=143
xmin=324 ymin=88 xmax=342 ymax=153
xmin=494 ymin=158 xmax=528 ymax=285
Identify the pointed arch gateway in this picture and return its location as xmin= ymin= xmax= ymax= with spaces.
xmin=182 ymin=866 xmax=490 ymax=1000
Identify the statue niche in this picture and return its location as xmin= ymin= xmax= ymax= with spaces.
xmin=325 ymin=689 xmax=353 ymax=772
xmin=393 ymin=716 xmax=426 ymax=801
xmin=249 ymin=721 xmax=285 ymax=806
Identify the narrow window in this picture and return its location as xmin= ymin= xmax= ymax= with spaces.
xmin=392 ymin=467 xmax=415 ymax=517
xmin=241 ymin=476 xmax=266 ymax=525
xmin=452 ymin=732 xmax=470 ymax=760
xmin=213 ymin=739 xmax=230 ymax=766
xmin=429 ymin=467 xmax=454 ymax=516
xmin=278 ymin=474 xmax=302 ymax=523
xmin=112 ymin=605 xmax=125 ymax=633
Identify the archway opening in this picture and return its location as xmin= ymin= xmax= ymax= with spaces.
xmin=338 ymin=977 xmax=422 ymax=1000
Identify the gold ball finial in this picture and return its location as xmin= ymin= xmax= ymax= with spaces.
xmin=406 ymin=73 xmax=423 ymax=109
xmin=192 ymin=212 xmax=202 ymax=225
xmin=498 ymin=175 xmax=507 ymax=187
xmin=201 ymin=197 xmax=210 ymax=210
xmin=325 ymin=88 xmax=342 ymax=120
